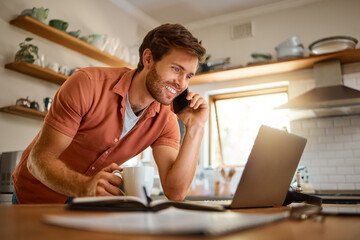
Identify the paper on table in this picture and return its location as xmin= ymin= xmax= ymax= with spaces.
xmin=43 ymin=207 xmax=289 ymax=236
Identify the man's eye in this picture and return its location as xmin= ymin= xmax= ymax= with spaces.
xmin=186 ymin=74 xmax=192 ymax=80
xmin=172 ymin=66 xmax=180 ymax=72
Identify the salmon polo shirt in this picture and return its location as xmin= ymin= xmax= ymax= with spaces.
xmin=12 ymin=67 xmax=180 ymax=203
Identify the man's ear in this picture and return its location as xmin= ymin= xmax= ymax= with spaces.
xmin=142 ymin=49 xmax=153 ymax=69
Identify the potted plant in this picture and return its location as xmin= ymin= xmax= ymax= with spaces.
xmin=14 ymin=37 xmax=39 ymax=63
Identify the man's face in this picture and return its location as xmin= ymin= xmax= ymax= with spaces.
xmin=145 ymin=48 xmax=198 ymax=105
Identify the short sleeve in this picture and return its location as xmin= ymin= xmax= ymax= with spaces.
xmin=44 ymin=69 xmax=94 ymax=138
xmin=151 ymin=112 xmax=180 ymax=150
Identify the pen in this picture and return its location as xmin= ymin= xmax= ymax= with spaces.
xmin=142 ymin=186 xmax=152 ymax=205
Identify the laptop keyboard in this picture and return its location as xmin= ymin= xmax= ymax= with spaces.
xmin=201 ymin=199 xmax=232 ymax=207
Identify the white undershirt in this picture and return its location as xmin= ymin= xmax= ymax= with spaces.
xmin=120 ymin=94 xmax=148 ymax=139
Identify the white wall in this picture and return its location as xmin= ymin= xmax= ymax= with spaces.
xmin=0 ymin=0 xmax=139 ymax=152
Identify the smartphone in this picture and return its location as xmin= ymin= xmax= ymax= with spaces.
xmin=173 ymin=88 xmax=190 ymax=114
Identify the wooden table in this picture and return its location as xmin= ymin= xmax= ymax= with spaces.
xmin=1 ymin=204 xmax=359 ymax=240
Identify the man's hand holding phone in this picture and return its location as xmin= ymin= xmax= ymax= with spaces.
xmin=173 ymin=89 xmax=209 ymax=129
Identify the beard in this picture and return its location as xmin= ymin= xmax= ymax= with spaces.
xmin=145 ymin=63 xmax=175 ymax=105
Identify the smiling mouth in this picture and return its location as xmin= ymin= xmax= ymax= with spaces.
xmin=165 ymin=85 xmax=177 ymax=94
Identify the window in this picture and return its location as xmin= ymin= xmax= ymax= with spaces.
xmin=209 ymin=86 xmax=290 ymax=168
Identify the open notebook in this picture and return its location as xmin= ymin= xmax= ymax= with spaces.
xmin=204 ymin=125 xmax=307 ymax=209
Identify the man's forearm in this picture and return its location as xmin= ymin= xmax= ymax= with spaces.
xmin=163 ymin=125 xmax=204 ymax=200
xmin=27 ymin=150 xmax=89 ymax=197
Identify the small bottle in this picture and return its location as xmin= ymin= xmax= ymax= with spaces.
xmin=44 ymin=97 xmax=53 ymax=112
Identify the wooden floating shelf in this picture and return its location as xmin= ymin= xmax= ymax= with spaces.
xmin=190 ymin=48 xmax=360 ymax=86
xmin=0 ymin=105 xmax=46 ymax=121
xmin=10 ymin=15 xmax=134 ymax=68
xmin=5 ymin=61 xmax=67 ymax=85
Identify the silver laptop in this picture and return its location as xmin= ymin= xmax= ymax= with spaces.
xmin=210 ymin=125 xmax=307 ymax=209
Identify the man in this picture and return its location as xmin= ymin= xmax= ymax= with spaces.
xmin=12 ymin=23 xmax=207 ymax=203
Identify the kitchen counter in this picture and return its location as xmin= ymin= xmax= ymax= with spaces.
xmin=1 ymin=204 xmax=360 ymax=240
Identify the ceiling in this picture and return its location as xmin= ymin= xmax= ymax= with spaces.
xmin=126 ymin=0 xmax=282 ymax=25
xmin=110 ymin=0 xmax=322 ymax=29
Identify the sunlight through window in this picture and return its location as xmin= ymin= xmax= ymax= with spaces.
xmin=210 ymin=87 xmax=290 ymax=168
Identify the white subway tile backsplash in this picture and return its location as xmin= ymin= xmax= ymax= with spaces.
xmin=326 ymin=127 xmax=343 ymax=135
xmin=335 ymin=150 xmax=353 ymax=158
xmin=343 ymin=141 xmax=360 ymax=149
xmin=289 ymin=70 xmax=360 ymax=191
xmin=334 ymin=118 xmax=351 ymax=127
xmin=350 ymin=117 xmax=360 ymax=125
xmin=302 ymin=151 xmax=318 ymax=159
xmin=317 ymin=119 xmax=333 ymax=128
xmin=343 ymin=126 xmax=360 ymax=134
xmin=302 ymin=120 xmax=317 ymax=128
xmin=318 ymin=135 xmax=335 ymax=143
xmin=335 ymin=134 xmax=352 ymax=142
xmin=319 ymin=167 xmax=337 ymax=174
xmin=328 ymin=175 xmax=346 ymax=183
xmin=353 ymin=150 xmax=360 ymax=157
xmin=327 ymin=159 xmax=345 ymax=166
xmin=311 ymin=175 xmax=328 ymax=183
xmin=318 ymin=151 xmax=338 ymax=159
xmin=326 ymin=143 xmax=344 ymax=151
xmin=337 ymin=167 xmax=355 ymax=174
xmin=310 ymin=128 xmax=326 ymax=136
xmin=337 ymin=184 xmax=355 ymax=190
xmin=319 ymin=184 xmax=337 ymax=190
xmin=352 ymin=133 xmax=360 ymax=141
xmin=310 ymin=143 xmax=327 ymax=151
xmin=344 ymin=159 xmax=359 ymax=165
xmin=346 ymin=175 xmax=360 ymax=183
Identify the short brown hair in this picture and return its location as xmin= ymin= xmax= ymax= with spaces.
xmin=137 ymin=23 xmax=206 ymax=71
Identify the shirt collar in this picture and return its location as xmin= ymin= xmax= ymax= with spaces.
xmin=112 ymin=68 xmax=161 ymax=115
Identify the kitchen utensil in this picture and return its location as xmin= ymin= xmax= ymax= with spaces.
xmin=88 ymin=34 xmax=106 ymax=50
xmin=49 ymin=19 xmax=68 ymax=32
xmin=309 ymin=36 xmax=358 ymax=55
xmin=276 ymin=46 xmax=304 ymax=60
xmin=275 ymin=36 xmax=304 ymax=60
xmin=16 ymin=97 xmax=31 ymax=108
xmin=197 ymin=56 xmax=230 ymax=73
xmin=228 ymin=168 xmax=236 ymax=180
xmin=19 ymin=7 xmax=49 ymax=24
xmin=67 ymin=30 xmax=81 ymax=38
xmin=30 ymin=101 xmax=39 ymax=110
xmin=59 ymin=65 xmax=68 ymax=75
xmin=46 ymin=62 xmax=59 ymax=72
xmin=220 ymin=168 xmax=226 ymax=180
xmin=103 ymin=37 xmax=120 ymax=55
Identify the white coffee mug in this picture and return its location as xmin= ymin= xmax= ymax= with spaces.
xmin=113 ymin=166 xmax=154 ymax=199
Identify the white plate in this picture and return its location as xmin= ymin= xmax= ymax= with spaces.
xmin=309 ymin=36 xmax=357 ymax=55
